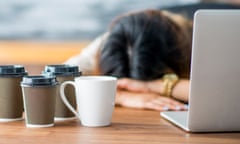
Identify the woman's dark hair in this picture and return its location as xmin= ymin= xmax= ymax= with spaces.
xmin=99 ymin=9 xmax=192 ymax=80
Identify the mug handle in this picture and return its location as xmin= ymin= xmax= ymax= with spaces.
xmin=60 ymin=81 xmax=80 ymax=119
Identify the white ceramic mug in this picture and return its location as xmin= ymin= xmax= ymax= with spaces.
xmin=60 ymin=76 xmax=117 ymax=127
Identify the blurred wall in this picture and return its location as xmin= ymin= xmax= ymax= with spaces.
xmin=0 ymin=0 xmax=199 ymax=41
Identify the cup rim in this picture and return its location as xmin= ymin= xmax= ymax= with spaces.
xmin=42 ymin=64 xmax=81 ymax=77
xmin=0 ymin=65 xmax=27 ymax=77
xmin=75 ymin=76 xmax=117 ymax=81
xmin=21 ymin=75 xmax=58 ymax=87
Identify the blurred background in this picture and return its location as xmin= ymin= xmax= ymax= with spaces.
xmin=0 ymin=0 xmax=201 ymax=41
xmin=0 ymin=0 xmax=239 ymax=74
xmin=1 ymin=0 xmax=240 ymax=41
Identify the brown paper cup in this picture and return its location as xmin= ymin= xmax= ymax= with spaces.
xmin=21 ymin=76 xmax=58 ymax=128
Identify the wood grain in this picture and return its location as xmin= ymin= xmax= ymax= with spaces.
xmin=0 ymin=41 xmax=88 ymax=65
xmin=0 ymin=41 xmax=89 ymax=75
xmin=0 ymin=107 xmax=240 ymax=144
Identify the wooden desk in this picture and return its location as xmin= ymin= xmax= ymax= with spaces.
xmin=0 ymin=107 xmax=240 ymax=144
xmin=0 ymin=41 xmax=88 ymax=65
xmin=0 ymin=41 xmax=88 ymax=74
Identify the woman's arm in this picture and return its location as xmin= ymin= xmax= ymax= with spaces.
xmin=147 ymin=79 xmax=189 ymax=102
xmin=117 ymin=78 xmax=189 ymax=103
xmin=64 ymin=32 xmax=109 ymax=75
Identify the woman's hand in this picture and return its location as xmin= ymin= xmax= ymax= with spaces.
xmin=116 ymin=90 xmax=187 ymax=111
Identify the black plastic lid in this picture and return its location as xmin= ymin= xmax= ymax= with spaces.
xmin=42 ymin=64 xmax=81 ymax=77
xmin=21 ymin=75 xmax=58 ymax=87
xmin=0 ymin=65 xmax=28 ymax=77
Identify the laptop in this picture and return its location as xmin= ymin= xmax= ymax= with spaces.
xmin=160 ymin=10 xmax=240 ymax=132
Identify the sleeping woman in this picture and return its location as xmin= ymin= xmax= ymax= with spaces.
xmin=65 ymin=9 xmax=193 ymax=111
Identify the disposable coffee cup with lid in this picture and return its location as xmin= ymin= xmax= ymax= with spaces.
xmin=0 ymin=65 xmax=27 ymax=122
xmin=21 ymin=75 xmax=58 ymax=128
xmin=42 ymin=64 xmax=81 ymax=121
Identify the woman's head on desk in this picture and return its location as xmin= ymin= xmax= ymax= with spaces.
xmin=98 ymin=9 xmax=192 ymax=80
xmin=65 ymin=9 xmax=191 ymax=111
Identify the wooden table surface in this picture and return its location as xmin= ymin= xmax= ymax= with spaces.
xmin=0 ymin=41 xmax=88 ymax=65
xmin=0 ymin=41 xmax=88 ymax=74
xmin=0 ymin=107 xmax=240 ymax=144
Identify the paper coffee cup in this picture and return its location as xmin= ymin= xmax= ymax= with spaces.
xmin=21 ymin=75 xmax=58 ymax=128
xmin=42 ymin=64 xmax=81 ymax=121
xmin=0 ymin=65 xmax=27 ymax=122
